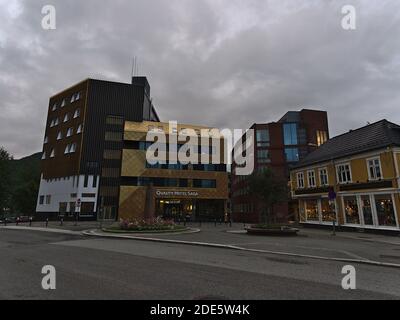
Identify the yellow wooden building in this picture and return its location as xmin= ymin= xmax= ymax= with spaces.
xmin=290 ymin=120 xmax=400 ymax=232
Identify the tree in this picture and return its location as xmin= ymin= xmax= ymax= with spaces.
xmin=248 ymin=167 xmax=288 ymax=224
xmin=0 ymin=147 xmax=12 ymax=216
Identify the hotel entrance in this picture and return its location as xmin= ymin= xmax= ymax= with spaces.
xmin=156 ymin=199 xmax=194 ymax=221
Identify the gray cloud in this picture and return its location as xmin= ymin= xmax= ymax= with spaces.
xmin=1 ymin=0 xmax=400 ymax=158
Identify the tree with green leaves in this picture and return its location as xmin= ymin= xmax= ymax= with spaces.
xmin=248 ymin=167 xmax=288 ymax=224
xmin=0 ymin=147 xmax=12 ymax=216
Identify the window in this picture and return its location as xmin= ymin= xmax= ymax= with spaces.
xmin=57 ymin=131 xmax=63 ymax=140
xmin=103 ymin=150 xmax=121 ymax=160
xmin=257 ymin=149 xmax=270 ymax=163
xmin=70 ymin=143 xmax=77 ymax=153
xmin=45 ymin=195 xmax=51 ymax=205
xmin=92 ymin=176 xmax=97 ymax=188
xmin=343 ymin=196 xmax=360 ymax=224
xmin=75 ymin=92 xmax=81 ymax=101
xmin=106 ymin=115 xmax=124 ymax=126
xmin=256 ymin=129 xmax=270 ymax=147
xmin=321 ymin=198 xmax=335 ymax=222
xmin=54 ymin=118 xmax=59 ymax=126
xmin=375 ymin=195 xmax=397 ymax=227
xmin=316 ymin=130 xmax=328 ymax=146
xmin=63 ymin=113 xmax=70 ymax=123
xmin=44 ymin=136 xmax=48 ymax=144
xmin=49 ymin=149 xmax=55 ymax=158
xmin=305 ymin=199 xmax=319 ymax=221
xmin=367 ymin=158 xmax=382 ymax=180
xmin=66 ymin=127 xmax=74 ymax=137
xmin=105 ymin=131 xmax=123 ymax=141
xmin=76 ymin=124 xmax=83 ymax=134
xmin=61 ymin=99 xmax=66 ymax=107
xmin=361 ymin=195 xmax=374 ymax=226
xmin=297 ymin=172 xmax=305 ymax=188
xmin=84 ymin=175 xmax=89 ymax=188
xmin=39 ymin=195 xmax=44 ymax=205
xmin=307 ymin=170 xmax=316 ymax=188
xmin=51 ymin=103 xmax=57 ymax=111
xmin=283 ymin=123 xmax=298 ymax=145
xmin=285 ymin=148 xmax=299 ymax=162
xmin=319 ymin=168 xmax=328 ymax=186
xmin=337 ymin=164 xmax=352 ymax=184
xmin=193 ymin=179 xmax=217 ymax=188
xmin=41 ymin=152 xmax=46 ymax=160
xmin=73 ymin=109 xmax=80 ymax=119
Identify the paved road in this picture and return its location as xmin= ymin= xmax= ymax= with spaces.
xmin=0 ymin=229 xmax=399 ymax=300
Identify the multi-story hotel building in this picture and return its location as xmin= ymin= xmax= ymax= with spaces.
xmin=36 ymin=77 xmax=159 ymax=220
xmin=231 ymin=109 xmax=329 ymax=223
xmin=119 ymin=121 xmax=228 ymax=221
xmin=36 ymin=76 xmax=228 ymax=221
xmin=290 ymin=120 xmax=400 ymax=232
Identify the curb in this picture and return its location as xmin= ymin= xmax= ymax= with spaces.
xmin=0 ymin=226 xmax=83 ymax=235
xmin=83 ymin=229 xmax=400 ymax=269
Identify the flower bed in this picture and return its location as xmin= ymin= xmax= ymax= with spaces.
xmin=104 ymin=217 xmax=188 ymax=233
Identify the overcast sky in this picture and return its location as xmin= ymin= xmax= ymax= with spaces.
xmin=1 ymin=0 xmax=400 ymax=158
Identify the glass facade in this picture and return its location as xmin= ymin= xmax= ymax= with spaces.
xmin=285 ymin=148 xmax=299 ymax=162
xmin=375 ymin=195 xmax=397 ymax=227
xmin=256 ymin=129 xmax=270 ymax=147
xmin=344 ymin=196 xmax=360 ymax=224
xmin=361 ymin=195 xmax=374 ymax=226
xmin=283 ymin=123 xmax=298 ymax=146
xmin=305 ymin=199 xmax=319 ymax=221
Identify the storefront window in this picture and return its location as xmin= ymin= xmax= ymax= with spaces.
xmin=305 ymin=199 xmax=319 ymax=221
xmin=321 ymin=199 xmax=335 ymax=222
xmin=375 ymin=195 xmax=397 ymax=227
xmin=343 ymin=196 xmax=360 ymax=224
xmin=361 ymin=195 xmax=374 ymax=226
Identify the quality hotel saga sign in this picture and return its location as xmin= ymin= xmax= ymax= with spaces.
xmin=155 ymin=190 xmax=199 ymax=198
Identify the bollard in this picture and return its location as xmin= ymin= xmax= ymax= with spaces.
xmin=45 ymin=218 xmax=49 ymax=228
xmin=60 ymin=218 xmax=64 ymax=226
xmin=29 ymin=217 xmax=32 ymax=227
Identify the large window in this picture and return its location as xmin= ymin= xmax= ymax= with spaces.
xmin=367 ymin=158 xmax=382 ymax=180
xmin=283 ymin=123 xmax=298 ymax=146
xmin=316 ymin=130 xmax=328 ymax=146
xmin=256 ymin=129 xmax=270 ymax=147
xmin=305 ymin=199 xmax=319 ymax=221
xmin=105 ymin=131 xmax=123 ymax=142
xmin=285 ymin=148 xmax=299 ymax=162
xmin=193 ymin=179 xmax=216 ymax=188
xmin=375 ymin=195 xmax=397 ymax=227
xmin=361 ymin=195 xmax=374 ymax=226
xmin=321 ymin=198 xmax=335 ymax=222
xmin=337 ymin=164 xmax=352 ymax=184
xmin=343 ymin=196 xmax=360 ymax=224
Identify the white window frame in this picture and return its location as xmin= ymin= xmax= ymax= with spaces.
xmin=307 ymin=170 xmax=316 ymax=188
xmin=61 ymin=99 xmax=66 ymax=107
xmin=319 ymin=167 xmax=329 ymax=186
xmin=73 ymin=109 xmax=80 ymax=119
xmin=50 ymin=149 xmax=55 ymax=158
xmin=336 ymin=163 xmax=352 ymax=184
xmin=367 ymin=157 xmax=382 ymax=181
xmin=76 ymin=124 xmax=83 ymax=134
xmin=56 ymin=131 xmax=63 ymax=140
xmin=63 ymin=113 xmax=70 ymax=123
xmin=297 ymin=172 xmax=305 ymax=189
xmin=51 ymin=103 xmax=57 ymax=111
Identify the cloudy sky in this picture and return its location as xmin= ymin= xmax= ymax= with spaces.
xmin=1 ymin=0 xmax=400 ymax=158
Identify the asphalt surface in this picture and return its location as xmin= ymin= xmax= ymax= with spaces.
xmin=1 ymin=228 xmax=400 ymax=300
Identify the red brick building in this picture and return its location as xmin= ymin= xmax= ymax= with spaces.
xmin=231 ymin=109 xmax=329 ymax=223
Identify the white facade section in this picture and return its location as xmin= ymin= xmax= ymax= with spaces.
xmin=36 ymin=174 xmax=99 ymax=215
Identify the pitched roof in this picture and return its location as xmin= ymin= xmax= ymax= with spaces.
xmin=294 ymin=120 xmax=400 ymax=168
